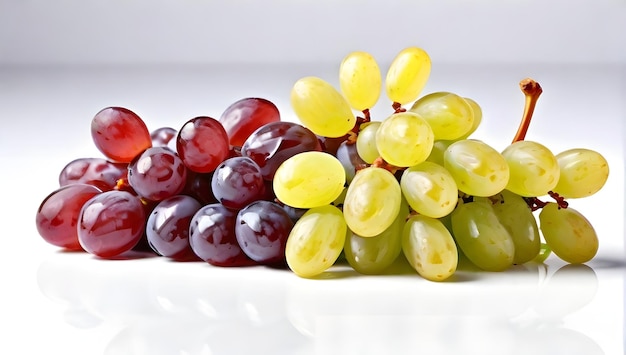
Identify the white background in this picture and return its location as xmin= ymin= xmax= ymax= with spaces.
xmin=1 ymin=1 xmax=625 ymax=354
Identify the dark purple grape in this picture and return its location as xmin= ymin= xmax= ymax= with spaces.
xmin=219 ymin=97 xmax=280 ymax=147
xmin=335 ymin=141 xmax=367 ymax=183
xmin=91 ymin=107 xmax=152 ymax=163
xmin=78 ymin=190 xmax=146 ymax=258
xmin=128 ymin=146 xmax=188 ymax=201
xmin=59 ymin=157 xmax=128 ymax=191
xmin=182 ymin=172 xmax=217 ymax=205
xmin=318 ymin=134 xmax=349 ymax=156
xmin=211 ymin=157 xmax=265 ymax=210
xmin=189 ymin=203 xmax=256 ymax=267
xmin=146 ymin=195 xmax=202 ymax=260
xmin=177 ymin=116 xmax=230 ymax=173
xmin=235 ymin=201 xmax=293 ymax=265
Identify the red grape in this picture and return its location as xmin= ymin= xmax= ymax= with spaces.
xmin=150 ymin=126 xmax=178 ymax=150
xmin=91 ymin=107 xmax=152 ymax=163
xmin=36 ymin=184 xmax=102 ymax=250
xmin=211 ymin=157 xmax=266 ymax=210
xmin=219 ymin=97 xmax=280 ymax=147
xmin=59 ymin=157 xmax=128 ymax=191
xmin=78 ymin=190 xmax=146 ymax=258
xmin=176 ymin=116 xmax=230 ymax=173
xmin=128 ymin=146 xmax=188 ymax=201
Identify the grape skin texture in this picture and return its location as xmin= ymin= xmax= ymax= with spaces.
xmin=211 ymin=157 xmax=266 ymax=210
xmin=91 ymin=107 xmax=152 ymax=163
xmin=409 ymin=91 xmax=474 ymax=141
xmin=128 ymin=147 xmax=188 ymax=201
xmin=553 ymin=148 xmax=609 ymax=198
xmin=400 ymin=161 xmax=458 ymax=218
xmin=444 ymin=139 xmax=510 ymax=197
xmin=273 ymin=151 xmax=346 ymax=209
xmin=59 ymin=157 xmax=128 ymax=192
xmin=385 ymin=47 xmax=431 ymax=105
xmin=285 ymin=205 xmax=347 ymax=278
xmin=219 ymin=97 xmax=281 ymax=147
xmin=343 ymin=167 xmax=402 ymax=237
xmin=539 ymin=203 xmax=598 ymax=264
xmin=355 ymin=121 xmax=381 ymax=164
xmin=402 ymin=215 xmax=458 ymax=281
xmin=376 ymin=111 xmax=434 ymax=167
xmin=339 ymin=51 xmax=382 ymax=111
xmin=176 ymin=116 xmax=230 ymax=173
xmin=501 ymin=140 xmax=560 ymax=197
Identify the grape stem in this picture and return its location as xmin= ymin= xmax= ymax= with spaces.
xmin=392 ymin=102 xmax=406 ymax=114
xmin=371 ymin=156 xmax=402 ymax=174
xmin=346 ymin=109 xmax=371 ymax=145
xmin=512 ymin=78 xmax=542 ymax=143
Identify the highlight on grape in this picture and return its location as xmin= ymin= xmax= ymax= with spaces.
xmin=35 ymin=47 xmax=610 ymax=281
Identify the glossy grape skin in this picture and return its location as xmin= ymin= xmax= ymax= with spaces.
xmin=318 ymin=135 xmax=349 ymax=156
xmin=376 ymin=111 xmax=434 ymax=167
xmin=409 ymin=91 xmax=474 ymax=141
xmin=219 ymin=97 xmax=281 ymax=147
xmin=150 ymin=127 xmax=178 ymax=151
xmin=235 ymin=201 xmax=294 ymax=265
xmin=36 ymin=184 xmax=102 ymax=250
xmin=355 ymin=121 xmax=381 ymax=164
xmin=539 ymin=203 xmax=598 ymax=264
xmin=146 ymin=195 xmax=202 ymax=260
xmin=339 ymin=51 xmax=382 ymax=110
xmin=189 ymin=204 xmax=255 ymax=267
xmin=385 ymin=47 xmax=431 ymax=105
xmin=211 ymin=157 xmax=266 ymax=210
xmin=335 ymin=141 xmax=367 ymax=184
xmin=241 ymin=121 xmax=322 ymax=180
xmin=128 ymin=147 xmax=188 ymax=201
xmin=457 ymin=97 xmax=483 ymax=140
xmin=59 ymin=157 xmax=127 ymax=192
xmin=176 ymin=116 xmax=230 ymax=173
xmin=553 ymin=148 xmax=609 ymax=198
xmin=91 ymin=107 xmax=152 ymax=163
xmin=400 ymin=161 xmax=458 ymax=218
xmin=78 ymin=190 xmax=146 ymax=258
xmin=501 ymin=140 xmax=560 ymax=197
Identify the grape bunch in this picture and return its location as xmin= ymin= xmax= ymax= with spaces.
xmin=35 ymin=47 xmax=610 ymax=282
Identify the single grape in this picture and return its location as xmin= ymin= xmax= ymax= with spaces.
xmin=128 ymin=146 xmax=188 ymax=201
xmin=211 ymin=156 xmax=266 ymax=210
xmin=150 ymin=127 xmax=178 ymax=151
xmin=355 ymin=121 xmax=381 ymax=164
xmin=409 ymin=91 xmax=474 ymax=141
xmin=501 ymin=140 xmax=560 ymax=197
xmin=290 ymin=76 xmax=356 ymax=138
xmin=91 ymin=107 xmax=152 ymax=163
xmin=400 ymin=161 xmax=458 ymax=218
xmin=402 ymin=214 xmax=458 ymax=281
xmin=343 ymin=166 xmax=402 ymax=237
xmin=241 ymin=121 xmax=322 ymax=180
xmin=335 ymin=141 xmax=367 ymax=183
xmin=450 ymin=200 xmax=515 ymax=271
xmin=176 ymin=116 xmax=230 ymax=173
xmin=219 ymin=97 xmax=281 ymax=147
xmin=59 ymin=157 xmax=127 ymax=191
xmin=235 ymin=201 xmax=294 ymax=265
xmin=339 ymin=51 xmax=382 ymax=111
xmin=539 ymin=203 xmax=598 ymax=264
xmin=146 ymin=195 xmax=202 ymax=260
xmin=285 ymin=205 xmax=347 ymax=278
xmin=36 ymin=184 xmax=102 ymax=250
xmin=444 ymin=139 xmax=510 ymax=197
xmin=457 ymin=97 xmax=482 ymax=140
xmin=318 ymin=135 xmax=349 ymax=156
xmin=189 ymin=203 xmax=255 ymax=267
xmin=182 ymin=172 xmax=217 ymax=205
xmin=385 ymin=47 xmax=431 ymax=105
xmin=552 ymin=148 xmax=609 ymax=198
xmin=78 ymin=190 xmax=146 ymax=258
xmin=273 ymin=151 xmax=345 ymax=209
xmin=375 ymin=111 xmax=434 ymax=167
xmin=426 ymin=140 xmax=453 ymax=166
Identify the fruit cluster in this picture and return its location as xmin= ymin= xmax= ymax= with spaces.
xmin=36 ymin=47 xmax=609 ymax=281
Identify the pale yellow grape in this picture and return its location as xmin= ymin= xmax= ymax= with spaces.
xmin=409 ymin=92 xmax=474 ymax=140
xmin=539 ymin=203 xmax=598 ymax=264
xmin=501 ymin=140 xmax=560 ymax=197
xmin=402 ymin=215 xmax=458 ymax=281
xmin=400 ymin=161 xmax=458 ymax=218
xmin=339 ymin=51 xmax=382 ymax=111
xmin=457 ymin=97 xmax=483 ymax=140
xmin=553 ymin=148 xmax=609 ymax=198
xmin=286 ymin=205 xmax=347 ymax=278
xmin=273 ymin=151 xmax=345 ymax=209
xmin=444 ymin=139 xmax=509 ymax=197
xmin=343 ymin=167 xmax=402 ymax=237
xmin=355 ymin=121 xmax=381 ymax=164
xmin=385 ymin=47 xmax=431 ymax=105
xmin=375 ymin=111 xmax=434 ymax=167
xmin=426 ymin=140 xmax=453 ymax=166
xmin=291 ymin=76 xmax=356 ymax=138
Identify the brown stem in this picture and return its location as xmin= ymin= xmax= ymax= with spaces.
xmin=392 ymin=102 xmax=406 ymax=113
xmin=346 ymin=109 xmax=372 ymax=145
xmin=371 ymin=156 xmax=402 ymax=174
xmin=512 ymin=78 xmax=543 ymax=143
xmin=548 ymin=191 xmax=569 ymax=209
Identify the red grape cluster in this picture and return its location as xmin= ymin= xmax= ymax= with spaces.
xmin=36 ymin=98 xmax=318 ymax=266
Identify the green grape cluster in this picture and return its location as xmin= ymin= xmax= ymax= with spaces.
xmin=277 ymin=47 xmax=610 ymax=281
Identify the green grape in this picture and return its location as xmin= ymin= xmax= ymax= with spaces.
xmin=400 ymin=161 xmax=458 ymax=218
xmin=457 ymin=97 xmax=482 ymax=140
xmin=355 ymin=121 xmax=381 ymax=164
xmin=273 ymin=151 xmax=345 ymax=209
xmin=426 ymin=140 xmax=453 ymax=166
xmin=553 ymin=148 xmax=609 ymax=198
xmin=409 ymin=91 xmax=474 ymax=141
xmin=444 ymin=139 xmax=510 ymax=197
xmin=539 ymin=203 xmax=598 ymax=264
xmin=450 ymin=200 xmax=515 ymax=271
xmin=402 ymin=214 xmax=458 ymax=281
xmin=339 ymin=51 xmax=382 ymax=111
xmin=475 ymin=190 xmax=540 ymax=264
xmin=290 ymin=76 xmax=356 ymax=138
xmin=501 ymin=140 xmax=560 ymax=197
xmin=533 ymin=243 xmax=551 ymax=263
xmin=375 ymin=111 xmax=434 ymax=167
xmin=285 ymin=205 xmax=347 ymax=278
xmin=385 ymin=47 xmax=431 ymax=105
xmin=343 ymin=199 xmax=409 ymax=274
xmin=343 ymin=166 xmax=402 ymax=237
